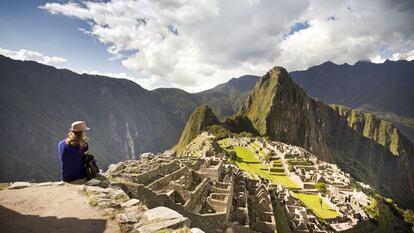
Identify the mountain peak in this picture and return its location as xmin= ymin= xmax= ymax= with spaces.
xmin=175 ymin=104 xmax=221 ymax=155
xmin=239 ymin=63 xmax=414 ymax=208
xmin=242 ymin=65 xmax=303 ymax=136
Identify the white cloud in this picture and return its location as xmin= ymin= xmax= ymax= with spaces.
xmin=372 ymin=49 xmax=414 ymax=63
xmin=40 ymin=0 xmax=414 ymax=91
xmin=0 ymin=48 xmax=67 ymax=65
xmin=81 ymin=70 xmax=157 ymax=90
xmin=390 ymin=50 xmax=414 ymax=61
xmin=277 ymin=0 xmax=414 ymax=70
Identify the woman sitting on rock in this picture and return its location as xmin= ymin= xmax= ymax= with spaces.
xmin=58 ymin=121 xmax=90 ymax=182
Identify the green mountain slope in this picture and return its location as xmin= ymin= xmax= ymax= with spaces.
xmin=290 ymin=60 xmax=414 ymax=144
xmin=175 ymin=105 xmax=221 ymax=155
xmin=241 ymin=66 xmax=414 ymax=209
xmin=0 ymin=55 xmax=182 ymax=181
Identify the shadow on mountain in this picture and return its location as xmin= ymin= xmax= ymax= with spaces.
xmin=0 ymin=205 xmax=107 ymax=233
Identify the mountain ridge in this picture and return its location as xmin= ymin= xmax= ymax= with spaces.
xmin=241 ymin=66 xmax=414 ymax=209
xmin=176 ymin=66 xmax=414 ymax=209
xmin=1 ymin=54 xmax=413 ymax=211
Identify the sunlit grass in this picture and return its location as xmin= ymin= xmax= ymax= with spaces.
xmin=292 ymin=192 xmax=340 ymax=219
xmin=220 ymin=142 xmax=298 ymax=188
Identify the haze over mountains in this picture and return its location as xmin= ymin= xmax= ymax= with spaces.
xmin=1 ymin=54 xmax=413 ymax=209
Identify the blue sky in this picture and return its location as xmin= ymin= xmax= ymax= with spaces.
xmin=0 ymin=0 xmax=135 ymax=77
xmin=1 ymin=0 xmax=413 ymax=92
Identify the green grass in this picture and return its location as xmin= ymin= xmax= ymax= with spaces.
xmin=292 ymin=192 xmax=340 ymax=219
xmin=249 ymin=142 xmax=270 ymax=159
xmin=221 ymin=144 xmax=298 ymax=188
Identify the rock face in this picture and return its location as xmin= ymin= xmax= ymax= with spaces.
xmin=290 ymin=60 xmax=414 ymax=143
xmin=330 ymin=104 xmax=411 ymax=156
xmin=137 ymin=207 xmax=190 ymax=233
xmin=241 ymin=66 xmax=414 ymax=209
xmin=175 ymin=105 xmax=221 ymax=155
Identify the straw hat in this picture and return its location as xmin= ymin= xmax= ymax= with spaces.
xmin=70 ymin=121 xmax=90 ymax=132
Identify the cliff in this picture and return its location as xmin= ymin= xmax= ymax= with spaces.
xmin=175 ymin=105 xmax=221 ymax=155
xmin=240 ymin=66 xmax=414 ymax=209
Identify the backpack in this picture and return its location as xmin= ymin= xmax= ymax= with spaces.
xmin=83 ymin=152 xmax=100 ymax=179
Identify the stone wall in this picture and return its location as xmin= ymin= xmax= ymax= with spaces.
xmin=146 ymin=167 xmax=189 ymax=191
xmin=199 ymin=159 xmax=224 ymax=182
xmin=119 ymin=181 xmax=229 ymax=233
xmin=135 ymin=160 xmax=180 ymax=185
xmin=184 ymin=178 xmax=211 ymax=212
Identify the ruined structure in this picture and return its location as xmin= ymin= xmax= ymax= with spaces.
xmin=100 ymin=133 xmax=377 ymax=232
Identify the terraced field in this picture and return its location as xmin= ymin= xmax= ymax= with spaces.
xmin=219 ymin=139 xmax=299 ymax=188
xmin=292 ymin=192 xmax=341 ymax=219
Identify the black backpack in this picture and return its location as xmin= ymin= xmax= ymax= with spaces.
xmin=83 ymin=152 xmax=100 ymax=179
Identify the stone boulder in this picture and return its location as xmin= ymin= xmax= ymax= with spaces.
xmin=135 ymin=207 xmax=190 ymax=233
xmin=9 ymin=182 xmax=31 ymax=189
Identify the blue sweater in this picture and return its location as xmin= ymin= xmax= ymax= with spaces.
xmin=58 ymin=139 xmax=88 ymax=182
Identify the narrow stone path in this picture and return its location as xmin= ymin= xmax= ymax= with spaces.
xmin=0 ymin=183 xmax=120 ymax=233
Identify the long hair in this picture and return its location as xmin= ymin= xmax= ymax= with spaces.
xmin=65 ymin=131 xmax=88 ymax=150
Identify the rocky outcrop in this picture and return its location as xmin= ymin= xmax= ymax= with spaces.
xmin=137 ymin=207 xmax=190 ymax=233
xmin=1 ymin=177 xmax=198 ymax=233
xmin=240 ymin=66 xmax=414 ymax=209
xmin=330 ymin=104 xmax=411 ymax=156
xmin=175 ymin=105 xmax=221 ymax=155
xmin=290 ymin=60 xmax=414 ymax=144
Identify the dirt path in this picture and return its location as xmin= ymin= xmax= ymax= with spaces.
xmin=0 ymin=183 xmax=120 ymax=233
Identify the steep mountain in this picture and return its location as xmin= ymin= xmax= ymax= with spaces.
xmin=194 ymin=75 xmax=259 ymax=119
xmin=154 ymin=75 xmax=260 ymax=122
xmin=0 ymin=55 xmax=259 ymax=182
xmin=241 ymin=66 xmax=414 ymax=209
xmin=2 ymin=52 xmax=414 ymax=213
xmin=290 ymin=60 xmax=414 ymax=143
xmin=154 ymin=88 xmax=200 ymax=126
xmin=175 ymin=105 xmax=221 ymax=155
xmin=0 ymin=55 xmax=183 ymax=182
xmin=330 ymin=105 xmax=407 ymax=156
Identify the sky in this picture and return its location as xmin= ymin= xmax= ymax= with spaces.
xmin=1 ymin=0 xmax=414 ymax=92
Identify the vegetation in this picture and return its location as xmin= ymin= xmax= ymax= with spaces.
xmin=363 ymin=195 xmax=413 ymax=232
xmin=223 ymin=114 xmax=258 ymax=135
xmin=220 ymin=142 xmax=299 ymax=188
xmin=242 ymin=67 xmax=283 ymax=135
xmin=292 ymin=192 xmax=340 ymax=219
xmin=315 ymin=182 xmax=327 ymax=193
xmin=331 ymin=104 xmax=404 ymax=156
xmin=176 ymin=104 xmax=220 ymax=155
xmin=206 ymin=125 xmax=231 ymax=140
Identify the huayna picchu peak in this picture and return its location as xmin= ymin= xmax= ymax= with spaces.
xmin=239 ymin=65 xmax=414 ymax=211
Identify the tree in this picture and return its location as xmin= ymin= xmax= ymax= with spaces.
xmin=316 ymin=182 xmax=327 ymax=193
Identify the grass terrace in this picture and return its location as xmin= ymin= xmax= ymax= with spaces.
xmin=248 ymin=142 xmax=270 ymax=160
xmin=219 ymin=140 xmax=299 ymax=188
xmin=292 ymin=192 xmax=341 ymax=219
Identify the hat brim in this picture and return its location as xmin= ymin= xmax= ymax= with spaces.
xmin=70 ymin=127 xmax=90 ymax=132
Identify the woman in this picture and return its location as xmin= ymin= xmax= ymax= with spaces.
xmin=58 ymin=121 xmax=90 ymax=182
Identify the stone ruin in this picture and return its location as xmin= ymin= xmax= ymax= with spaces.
xmin=94 ymin=133 xmax=373 ymax=232
xmin=104 ymin=150 xmax=285 ymax=233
